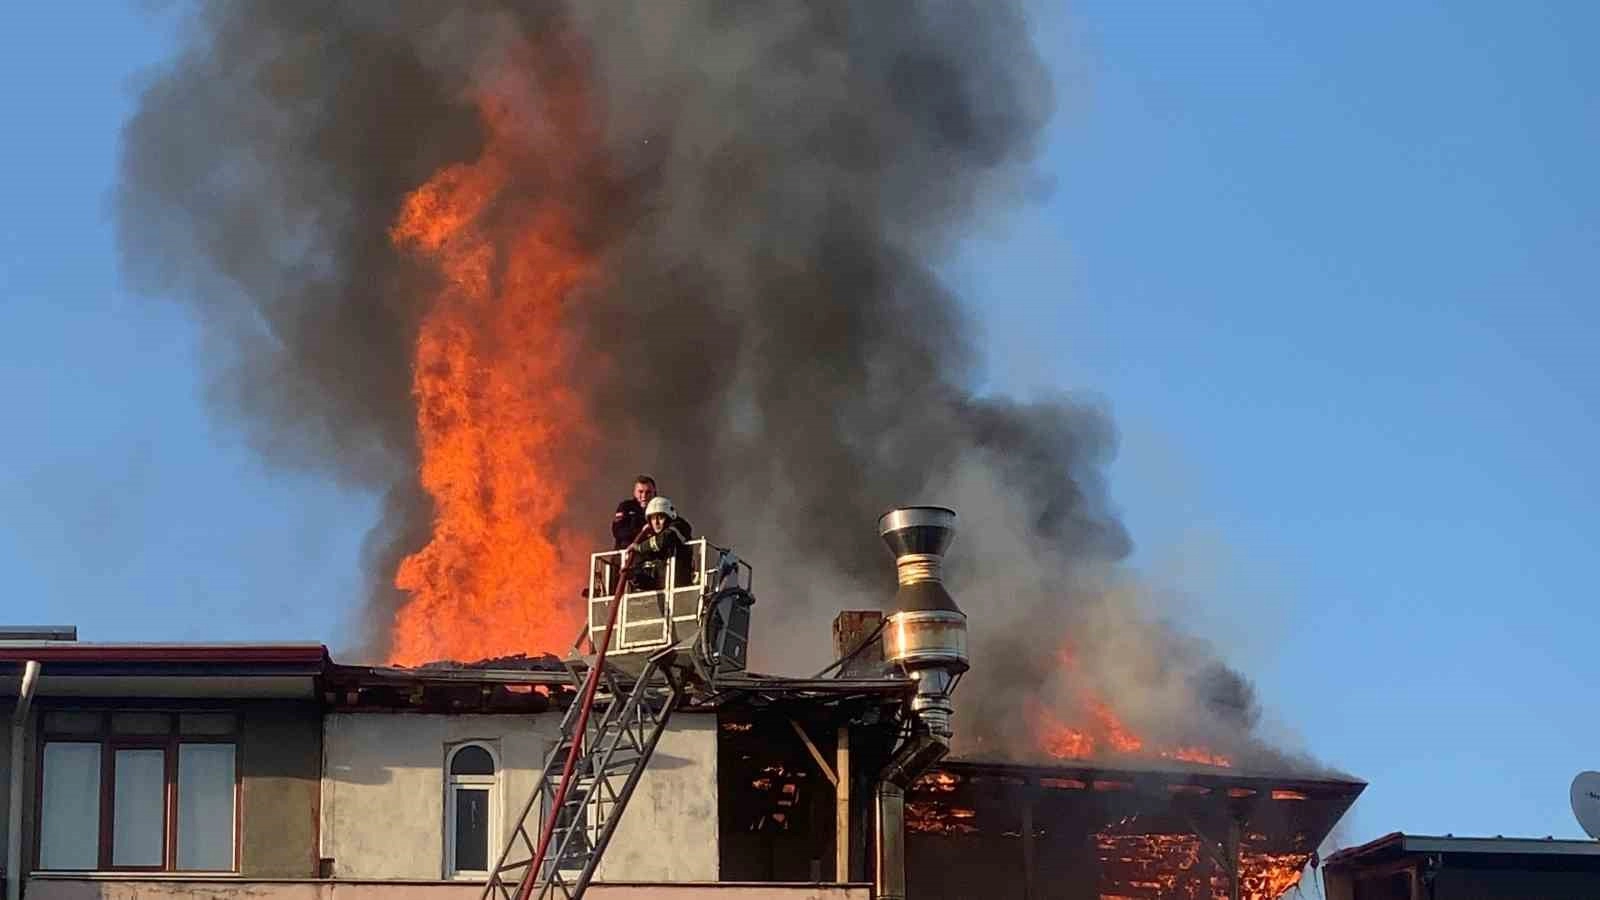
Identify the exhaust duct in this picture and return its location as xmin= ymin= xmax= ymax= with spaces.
xmin=878 ymin=505 xmax=968 ymax=738
xmin=875 ymin=506 xmax=967 ymax=900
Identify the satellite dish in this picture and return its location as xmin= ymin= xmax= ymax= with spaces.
xmin=1571 ymin=772 xmax=1600 ymax=839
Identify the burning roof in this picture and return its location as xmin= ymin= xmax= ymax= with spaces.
xmin=905 ymin=759 xmax=1363 ymax=900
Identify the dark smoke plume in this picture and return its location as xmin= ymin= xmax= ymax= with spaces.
xmin=119 ymin=1 xmax=1306 ymax=769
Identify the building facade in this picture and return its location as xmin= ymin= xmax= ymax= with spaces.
xmin=6 ymin=639 xmax=1366 ymax=900
xmin=317 ymin=711 xmax=719 ymax=883
xmin=2 ymin=641 xmax=878 ymax=900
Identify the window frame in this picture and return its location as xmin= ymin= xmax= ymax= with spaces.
xmin=33 ymin=709 xmax=242 ymax=874
xmin=444 ymin=741 xmax=501 ymax=880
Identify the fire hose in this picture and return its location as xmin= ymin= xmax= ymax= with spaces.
xmin=515 ymin=531 xmax=645 ymax=900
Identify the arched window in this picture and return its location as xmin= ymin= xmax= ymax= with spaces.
xmin=445 ymin=742 xmax=499 ymax=878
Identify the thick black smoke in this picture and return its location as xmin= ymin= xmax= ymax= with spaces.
xmin=119 ymin=1 xmax=1303 ymax=769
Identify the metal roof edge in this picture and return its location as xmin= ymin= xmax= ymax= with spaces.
xmin=1325 ymin=832 xmax=1600 ymax=868
xmin=1402 ymin=834 xmax=1600 ymax=856
xmin=938 ymin=757 xmax=1368 ymax=793
xmin=1322 ymin=831 xmax=1405 ymax=868
xmin=0 ymin=642 xmax=330 ymax=665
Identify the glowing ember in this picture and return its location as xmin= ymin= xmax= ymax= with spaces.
xmin=387 ymin=45 xmax=604 ymax=665
xmin=1164 ymin=746 xmax=1235 ymax=768
xmin=912 ymin=770 xmax=962 ymax=792
xmin=1238 ymin=851 xmax=1308 ymax=898
xmin=1095 ymin=831 xmax=1309 ymax=900
xmin=906 ymin=801 xmax=980 ymax=836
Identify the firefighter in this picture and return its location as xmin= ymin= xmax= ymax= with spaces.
xmin=612 ymin=475 xmax=656 ymax=550
xmin=625 ymin=496 xmax=695 ymax=590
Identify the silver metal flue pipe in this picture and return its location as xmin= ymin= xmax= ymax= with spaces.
xmin=873 ymin=506 xmax=967 ymax=900
xmin=878 ymin=506 xmax=968 ymax=738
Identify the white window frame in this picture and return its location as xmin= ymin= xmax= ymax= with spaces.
xmin=444 ymin=741 xmax=501 ymax=880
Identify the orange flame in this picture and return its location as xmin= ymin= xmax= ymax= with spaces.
xmin=387 ymin=47 xmax=603 ymax=665
xmin=1034 ymin=642 xmax=1233 ymax=768
xmin=1165 ymin=746 xmax=1235 ymax=768
xmin=1096 ymin=831 xmax=1307 ymax=900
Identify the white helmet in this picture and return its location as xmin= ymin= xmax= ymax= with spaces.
xmin=645 ymin=496 xmax=676 ymax=519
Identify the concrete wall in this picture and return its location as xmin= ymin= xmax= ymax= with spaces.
xmin=321 ymin=711 xmax=718 ymax=882
xmin=27 ymin=879 xmax=869 ymax=900
xmin=240 ymin=703 xmax=323 ymax=877
xmin=595 ymin=715 xmax=717 ymax=882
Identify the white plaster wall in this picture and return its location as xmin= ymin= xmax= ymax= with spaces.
xmin=595 ymin=714 xmax=718 ymax=882
xmin=320 ymin=711 xmax=717 ymax=883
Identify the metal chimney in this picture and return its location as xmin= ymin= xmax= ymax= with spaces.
xmin=878 ymin=505 xmax=968 ymax=738
xmin=874 ymin=506 xmax=968 ymax=900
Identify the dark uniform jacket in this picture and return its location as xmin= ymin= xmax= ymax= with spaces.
xmin=627 ymin=517 xmax=695 ymax=588
xmin=613 ymin=499 xmax=647 ymax=550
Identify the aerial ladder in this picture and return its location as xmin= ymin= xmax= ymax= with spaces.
xmin=480 ymin=539 xmax=754 ymax=900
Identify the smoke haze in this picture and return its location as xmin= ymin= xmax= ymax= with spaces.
xmin=119 ymin=1 xmax=1310 ymax=769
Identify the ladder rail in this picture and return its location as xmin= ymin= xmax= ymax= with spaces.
xmin=482 ymin=528 xmax=705 ymax=900
xmin=480 ymin=621 xmax=617 ymax=900
xmin=538 ymin=655 xmax=670 ymax=892
xmin=566 ymin=665 xmax=684 ymax=895
xmin=481 ymin=656 xmax=605 ymax=899
xmin=513 ymin=571 xmax=628 ymax=900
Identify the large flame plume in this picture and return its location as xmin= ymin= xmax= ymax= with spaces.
xmin=116 ymin=1 xmax=1331 ymax=783
xmin=387 ymin=54 xmax=601 ymax=665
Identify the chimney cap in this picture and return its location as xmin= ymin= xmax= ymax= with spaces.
xmin=879 ymin=506 xmax=956 ymax=560
xmin=877 ymin=506 xmax=955 ymax=534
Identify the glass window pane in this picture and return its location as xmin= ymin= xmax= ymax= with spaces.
xmin=111 ymin=712 xmax=172 ymax=735
xmin=177 ymin=744 xmax=236 ymax=870
xmin=40 ymin=743 xmax=101 ymax=870
xmin=43 ymin=711 xmax=102 ymax=735
xmin=113 ymin=749 xmax=166 ymax=866
xmin=453 ymin=787 xmax=489 ymax=872
xmin=179 ymin=713 xmax=237 ymax=736
xmin=450 ymin=745 xmax=494 ymax=776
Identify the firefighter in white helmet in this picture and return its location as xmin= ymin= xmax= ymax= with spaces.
xmin=625 ymin=496 xmax=694 ymax=590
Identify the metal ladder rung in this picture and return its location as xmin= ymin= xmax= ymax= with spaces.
xmin=479 ymin=656 xmax=683 ymax=900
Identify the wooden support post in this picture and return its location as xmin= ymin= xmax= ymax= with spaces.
xmin=788 ymin=719 xmax=837 ymax=786
xmin=836 ymin=726 xmax=851 ymax=883
xmin=1021 ymin=795 xmax=1037 ymax=900
xmin=1227 ymin=817 xmax=1242 ymax=900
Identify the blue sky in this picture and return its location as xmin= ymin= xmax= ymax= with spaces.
xmin=3 ymin=0 xmax=1597 ymax=860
